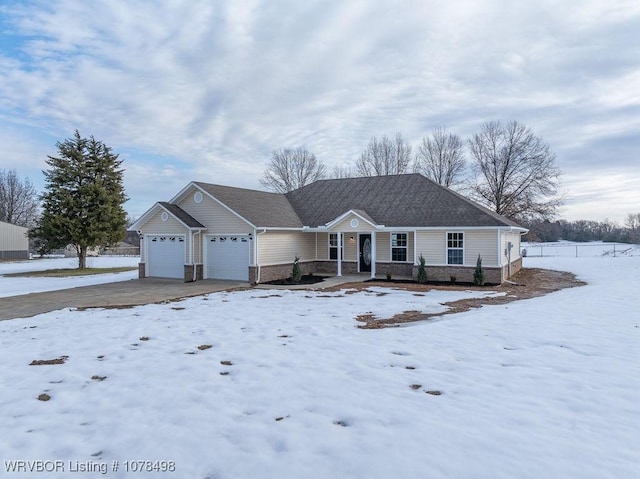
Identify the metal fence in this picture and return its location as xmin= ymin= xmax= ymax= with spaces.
xmin=100 ymin=246 xmax=140 ymax=257
xmin=521 ymin=242 xmax=639 ymax=258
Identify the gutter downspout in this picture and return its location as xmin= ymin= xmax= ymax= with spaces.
xmin=256 ymin=228 xmax=267 ymax=284
xmin=337 ymin=232 xmax=342 ymax=277
xmin=192 ymin=230 xmax=200 ymax=282
xmin=498 ymin=229 xmax=503 ymax=283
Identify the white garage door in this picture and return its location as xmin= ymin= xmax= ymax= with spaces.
xmin=206 ymin=235 xmax=250 ymax=281
xmin=147 ymin=235 xmax=185 ymax=279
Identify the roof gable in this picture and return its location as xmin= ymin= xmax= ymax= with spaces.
xmin=129 ymin=202 xmax=204 ymax=231
xmin=193 ymin=182 xmax=303 ymax=228
xmin=325 ymin=209 xmax=380 ymax=230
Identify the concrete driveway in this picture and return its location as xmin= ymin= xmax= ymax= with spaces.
xmin=0 ymin=278 xmax=249 ymax=321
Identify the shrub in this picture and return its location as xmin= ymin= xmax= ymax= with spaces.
xmin=449 ymin=274 xmax=457 ymax=283
xmin=386 ymin=272 xmax=392 ymax=281
xmin=417 ymin=254 xmax=427 ymax=284
xmin=473 ymin=254 xmax=485 ymax=286
xmin=292 ymin=256 xmax=302 ymax=283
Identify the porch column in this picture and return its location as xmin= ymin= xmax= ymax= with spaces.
xmin=370 ymin=230 xmax=376 ymax=278
xmin=337 ymin=232 xmax=342 ymax=277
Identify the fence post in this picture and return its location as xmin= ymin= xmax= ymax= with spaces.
xmin=576 ymin=245 xmax=578 ymax=257
xmin=614 ymin=244 xmax=616 ymax=257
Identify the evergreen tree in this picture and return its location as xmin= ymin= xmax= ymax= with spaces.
xmin=473 ymin=254 xmax=485 ymax=286
xmin=31 ymin=131 xmax=128 ymax=269
xmin=417 ymin=254 xmax=427 ymax=284
xmin=291 ymin=256 xmax=302 ymax=282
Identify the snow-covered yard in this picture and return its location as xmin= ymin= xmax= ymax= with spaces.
xmin=0 ymin=254 xmax=638 ymax=478
xmin=0 ymin=257 xmax=140 ymax=298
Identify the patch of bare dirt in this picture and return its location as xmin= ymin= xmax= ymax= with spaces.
xmin=30 ymin=356 xmax=68 ymax=366
xmin=349 ymin=268 xmax=585 ymax=329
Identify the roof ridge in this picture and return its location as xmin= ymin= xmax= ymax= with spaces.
xmin=193 ymin=181 xmax=285 ymax=197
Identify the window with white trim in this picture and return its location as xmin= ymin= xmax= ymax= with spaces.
xmin=447 ymin=232 xmax=464 ymax=265
xmin=329 ymin=233 xmax=343 ymax=260
xmin=391 ymin=233 xmax=407 ymax=262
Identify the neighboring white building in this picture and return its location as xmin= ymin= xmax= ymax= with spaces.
xmin=0 ymin=220 xmax=29 ymax=260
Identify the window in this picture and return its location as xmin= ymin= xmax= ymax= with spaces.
xmin=329 ymin=233 xmax=343 ymax=260
xmin=391 ymin=233 xmax=407 ymax=262
xmin=447 ymin=232 xmax=464 ymax=265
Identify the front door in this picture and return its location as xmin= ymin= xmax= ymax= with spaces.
xmin=359 ymin=234 xmax=372 ymax=272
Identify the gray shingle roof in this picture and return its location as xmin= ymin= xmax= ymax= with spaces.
xmin=194 ymin=182 xmax=303 ymax=228
xmin=159 ymin=202 xmax=205 ymax=228
xmin=188 ymin=174 xmax=522 ymax=229
xmin=285 ymin=174 xmax=522 ymax=228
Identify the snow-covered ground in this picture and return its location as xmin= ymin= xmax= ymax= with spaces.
xmin=0 ymin=254 xmax=638 ymax=478
xmin=0 ymin=257 xmax=139 ymax=298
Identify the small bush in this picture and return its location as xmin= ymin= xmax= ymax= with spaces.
xmin=449 ymin=274 xmax=457 ymax=283
xmin=417 ymin=254 xmax=427 ymax=284
xmin=386 ymin=272 xmax=392 ymax=281
xmin=291 ymin=256 xmax=302 ymax=283
xmin=473 ymin=254 xmax=485 ymax=286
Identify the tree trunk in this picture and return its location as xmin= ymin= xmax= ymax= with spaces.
xmin=78 ymin=246 xmax=87 ymax=270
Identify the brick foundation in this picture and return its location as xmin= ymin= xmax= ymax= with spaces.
xmin=183 ymin=264 xmax=204 ymax=282
xmin=412 ymin=265 xmax=502 ymax=284
xmin=247 ymin=258 xmax=523 ymax=285
xmin=375 ymin=262 xmax=413 ymax=279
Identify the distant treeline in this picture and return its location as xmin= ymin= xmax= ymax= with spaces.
xmin=523 ymin=213 xmax=640 ymax=243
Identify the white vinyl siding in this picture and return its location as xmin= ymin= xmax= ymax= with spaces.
xmin=415 ymin=230 xmax=503 ymax=266
xmin=501 ymin=231 xmax=522 ymax=264
xmin=375 ymin=232 xmax=390 ymax=262
xmin=330 ymin=214 xmax=375 ymax=232
xmin=178 ymin=187 xmax=252 ymax=234
xmin=343 ymin=235 xmax=357 ymax=261
xmin=258 ymin=231 xmax=316 ymax=265
xmin=317 ymin=232 xmax=328 ymax=259
xmin=465 ymin=230 xmax=499 ymax=266
xmin=415 ymin=231 xmax=445 ymax=265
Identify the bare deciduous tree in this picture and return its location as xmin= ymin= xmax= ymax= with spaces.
xmin=625 ymin=212 xmax=640 ymax=242
xmin=414 ymin=127 xmax=466 ymax=187
xmin=331 ymin=164 xmax=355 ymax=179
xmin=468 ymin=120 xmax=562 ymax=221
xmin=355 ymin=133 xmax=412 ymax=177
xmin=260 ymin=148 xmax=326 ymax=193
xmin=624 ymin=212 xmax=640 ymax=231
xmin=0 ymin=169 xmax=39 ymax=227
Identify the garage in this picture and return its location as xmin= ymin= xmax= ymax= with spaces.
xmin=147 ymin=235 xmax=185 ymax=279
xmin=205 ymin=235 xmax=250 ymax=281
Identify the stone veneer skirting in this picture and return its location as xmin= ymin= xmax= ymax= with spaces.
xmin=140 ymin=258 xmax=522 ymax=285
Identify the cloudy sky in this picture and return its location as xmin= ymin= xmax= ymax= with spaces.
xmin=1 ymin=0 xmax=638 ymax=222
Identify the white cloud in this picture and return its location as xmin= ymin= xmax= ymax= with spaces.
xmin=0 ymin=0 xmax=638 ymax=220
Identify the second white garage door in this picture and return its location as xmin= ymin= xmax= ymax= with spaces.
xmin=205 ymin=235 xmax=250 ymax=281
